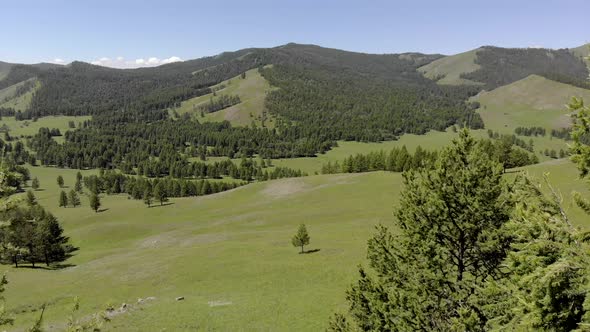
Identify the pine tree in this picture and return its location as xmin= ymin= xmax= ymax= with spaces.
xmin=568 ymin=96 xmax=590 ymax=214
xmin=58 ymin=191 xmax=67 ymax=208
xmin=74 ymin=178 xmax=82 ymax=193
xmin=26 ymin=190 xmax=37 ymax=206
xmin=332 ymin=130 xmax=511 ymax=331
xmin=143 ymin=187 xmax=152 ymax=208
xmin=89 ymin=193 xmax=100 ymax=213
xmin=56 ymin=175 xmax=64 ymax=188
xmin=68 ymin=190 xmax=80 ymax=207
xmin=31 ymin=177 xmax=40 ymax=191
xmin=153 ymin=182 xmax=167 ymax=206
xmin=291 ymin=224 xmax=310 ymax=254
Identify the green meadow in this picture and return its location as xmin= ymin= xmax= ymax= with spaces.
xmin=4 ymin=157 xmax=589 ymax=331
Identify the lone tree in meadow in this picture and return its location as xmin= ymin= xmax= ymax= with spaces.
xmin=59 ymin=191 xmax=68 ymax=208
xmin=56 ymin=175 xmax=64 ymax=188
xmin=292 ymin=224 xmax=310 ymax=254
xmin=89 ymin=192 xmax=101 ymax=212
xmin=31 ymin=177 xmax=40 ymax=190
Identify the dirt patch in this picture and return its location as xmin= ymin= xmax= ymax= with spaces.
xmin=261 ymin=178 xmax=310 ymax=199
xmin=139 ymin=231 xmax=227 ymax=249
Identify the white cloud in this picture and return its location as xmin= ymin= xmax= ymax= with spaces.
xmin=162 ymin=56 xmax=182 ymax=64
xmin=51 ymin=58 xmax=66 ymax=65
xmin=528 ymin=45 xmax=543 ymax=49
xmin=88 ymin=55 xmax=183 ymax=68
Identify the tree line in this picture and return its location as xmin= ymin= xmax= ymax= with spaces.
xmin=322 ymin=137 xmax=538 ymax=176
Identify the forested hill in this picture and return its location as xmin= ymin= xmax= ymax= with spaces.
xmin=421 ymin=45 xmax=589 ymax=89
xmin=0 ymin=43 xmax=588 ymax=156
xmin=460 ymin=46 xmax=589 ymax=90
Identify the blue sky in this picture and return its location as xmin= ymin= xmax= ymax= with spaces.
xmin=2 ymin=0 xmax=588 ymax=67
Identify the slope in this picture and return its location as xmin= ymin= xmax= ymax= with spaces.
xmin=174 ymin=67 xmax=277 ymax=127
xmin=0 ymin=61 xmax=13 ymax=81
xmin=5 ymin=157 xmax=590 ymax=331
xmin=418 ymin=48 xmax=483 ymax=85
xmin=472 ymin=74 xmax=590 ymax=158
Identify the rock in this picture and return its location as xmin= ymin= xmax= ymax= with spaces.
xmin=146 ymin=296 xmax=156 ymax=301
xmin=120 ymin=303 xmax=128 ymax=310
xmin=137 ymin=298 xmax=144 ymax=304
xmin=175 ymin=296 xmax=184 ymax=301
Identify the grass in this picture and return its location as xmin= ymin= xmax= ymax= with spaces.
xmin=0 ymin=79 xmax=36 ymax=104
xmin=472 ymin=74 xmax=590 ymax=160
xmin=7 ymin=168 xmax=401 ymax=331
xmin=173 ymin=67 xmax=277 ymax=128
xmin=2 ymin=69 xmax=589 ymax=330
xmin=418 ymin=48 xmax=483 ymax=85
xmin=0 ymin=116 xmax=91 ymax=144
xmin=5 ymin=157 xmax=590 ymax=331
xmin=0 ymin=80 xmax=40 ymax=112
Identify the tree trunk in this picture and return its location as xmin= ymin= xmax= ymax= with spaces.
xmin=301 ymin=245 xmax=304 ymax=254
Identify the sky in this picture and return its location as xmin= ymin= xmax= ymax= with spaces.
xmin=1 ymin=0 xmax=589 ymax=68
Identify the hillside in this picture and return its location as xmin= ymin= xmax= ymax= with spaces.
xmin=418 ymin=48 xmax=483 ymax=85
xmin=474 ymin=74 xmax=590 ymax=130
xmin=0 ymin=61 xmax=13 ymax=81
xmin=571 ymin=43 xmax=590 ymax=61
xmin=174 ymin=67 xmax=277 ymax=127
xmin=6 ymin=158 xmax=590 ymax=331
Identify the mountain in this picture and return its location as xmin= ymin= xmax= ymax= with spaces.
xmin=0 ymin=43 xmax=588 ymax=155
xmin=418 ymin=46 xmax=589 ymax=89
xmin=418 ymin=48 xmax=483 ymax=85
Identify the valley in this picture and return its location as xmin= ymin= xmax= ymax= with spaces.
xmin=0 ymin=40 xmax=589 ymax=330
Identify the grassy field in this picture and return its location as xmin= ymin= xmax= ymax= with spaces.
xmin=4 ymin=157 xmax=590 ymax=331
xmin=0 ymin=115 xmax=90 ymax=144
xmin=472 ymin=74 xmax=590 ymax=159
xmin=173 ymin=68 xmax=277 ymax=128
xmin=7 ymin=168 xmax=401 ymax=331
xmin=418 ymin=48 xmax=483 ymax=85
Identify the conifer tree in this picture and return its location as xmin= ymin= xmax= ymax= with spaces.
xmin=31 ymin=177 xmax=40 ymax=191
xmin=68 ymin=190 xmax=80 ymax=207
xmin=59 ymin=191 xmax=68 ymax=208
xmin=26 ymin=190 xmax=37 ymax=206
xmin=143 ymin=187 xmax=152 ymax=208
xmin=153 ymin=182 xmax=167 ymax=206
xmin=56 ymin=175 xmax=64 ymax=188
xmin=89 ymin=193 xmax=100 ymax=213
xmin=331 ymin=130 xmax=511 ymax=331
xmin=291 ymin=224 xmax=310 ymax=254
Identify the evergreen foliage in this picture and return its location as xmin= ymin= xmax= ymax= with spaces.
xmin=291 ymin=224 xmax=310 ymax=254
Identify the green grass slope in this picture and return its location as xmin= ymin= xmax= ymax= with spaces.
xmin=6 ymin=158 xmax=590 ymax=331
xmin=571 ymin=43 xmax=590 ymax=63
xmin=418 ymin=48 xmax=483 ymax=85
xmin=0 ymin=78 xmax=36 ymax=104
xmin=174 ymin=67 xmax=277 ymax=127
xmin=473 ymin=74 xmax=590 ymax=158
xmin=0 ymin=79 xmax=40 ymax=112
xmin=8 ymin=169 xmax=400 ymax=331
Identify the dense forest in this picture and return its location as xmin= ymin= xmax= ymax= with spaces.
xmin=460 ymin=46 xmax=589 ymax=89
xmin=1 ymin=43 xmax=588 ymax=173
